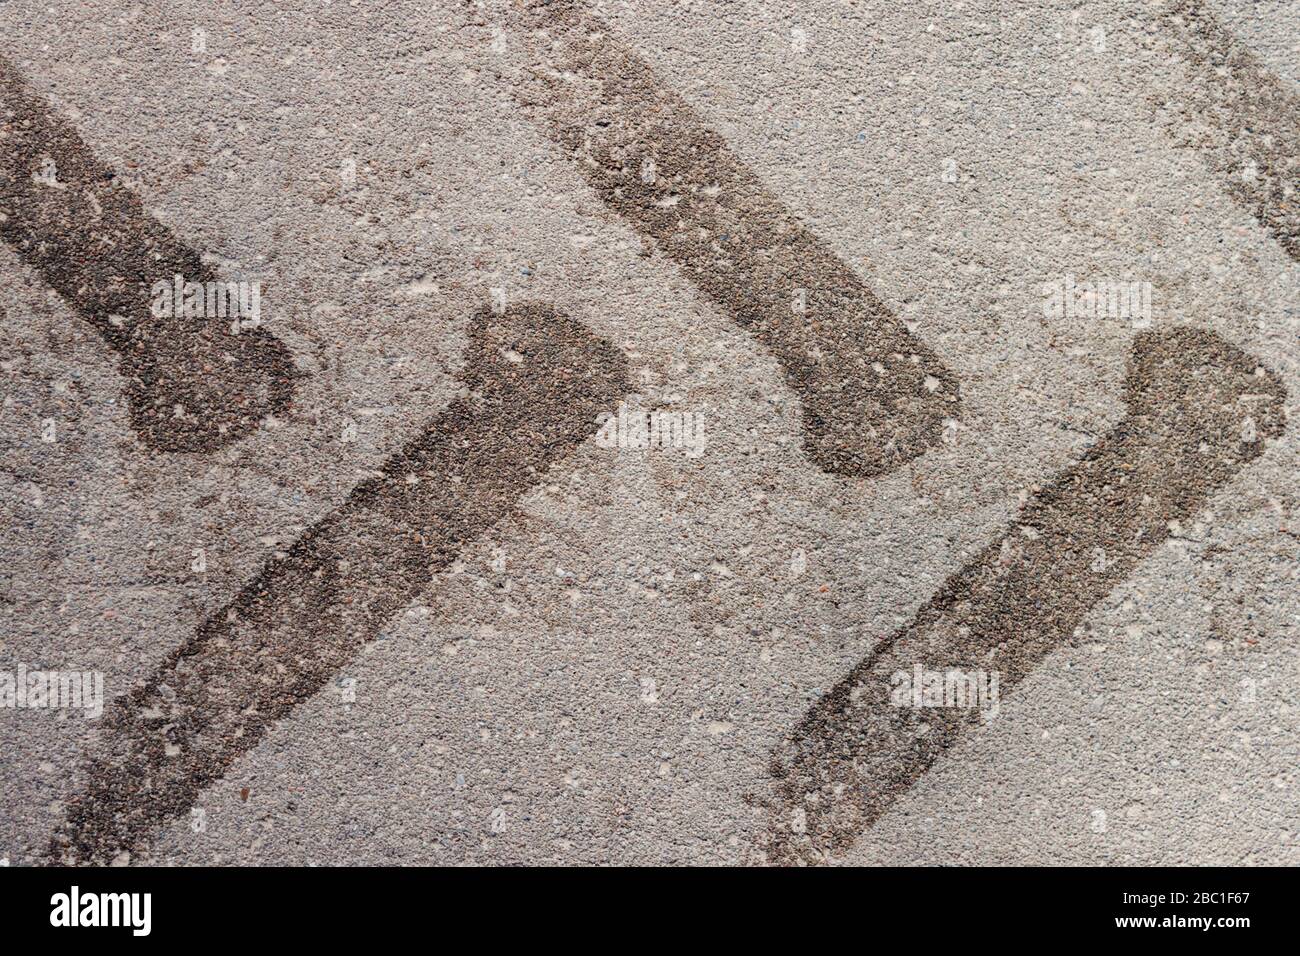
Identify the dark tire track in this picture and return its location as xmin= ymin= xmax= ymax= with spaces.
xmin=766 ymin=327 xmax=1287 ymax=864
xmin=49 ymin=303 xmax=629 ymax=864
xmin=1156 ymin=0 xmax=1300 ymax=261
xmin=0 ymin=55 xmax=297 ymax=452
xmin=509 ymin=0 xmax=960 ymax=479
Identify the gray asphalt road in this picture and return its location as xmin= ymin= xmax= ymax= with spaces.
xmin=2 ymin=0 xmax=1297 ymax=866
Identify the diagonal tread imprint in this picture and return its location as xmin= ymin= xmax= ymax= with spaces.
xmin=765 ymin=327 xmax=1287 ymax=864
xmin=1155 ymin=0 xmax=1300 ymax=262
xmin=509 ymin=0 xmax=960 ymax=478
xmin=49 ymin=303 xmax=629 ymax=864
xmin=0 ymin=55 xmax=297 ymax=451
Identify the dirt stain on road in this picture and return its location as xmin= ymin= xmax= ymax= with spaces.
xmin=1155 ymin=0 xmax=1300 ymax=262
xmin=510 ymin=0 xmax=960 ymax=479
xmin=50 ymin=303 xmax=629 ymax=863
xmin=0 ymin=56 xmax=296 ymax=451
xmin=766 ymin=327 xmax=1287 ymax=864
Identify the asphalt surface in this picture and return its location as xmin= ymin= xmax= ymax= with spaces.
xmin=2 ymin=0 xmax=1297 ymax=865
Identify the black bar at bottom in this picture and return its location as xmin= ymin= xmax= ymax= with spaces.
xmin=0 ymin=865 xmax=1287 ymax=943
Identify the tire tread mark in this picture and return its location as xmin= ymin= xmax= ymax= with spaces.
xmin=767 ymin=328 xmax=1287 ymax=864
xmin=50 ymin=303 xmax=628 ymax=863
xmin=510 ymin=0 xmax=960 ymax=478
xmin=1157 ymin=0 xmax=1300 ymax=262
xmin=0 ymin=55 xmax=296 ymax=451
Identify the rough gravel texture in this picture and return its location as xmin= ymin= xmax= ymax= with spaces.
xmin=1 ymin=0 xmax=1297 ymax=866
